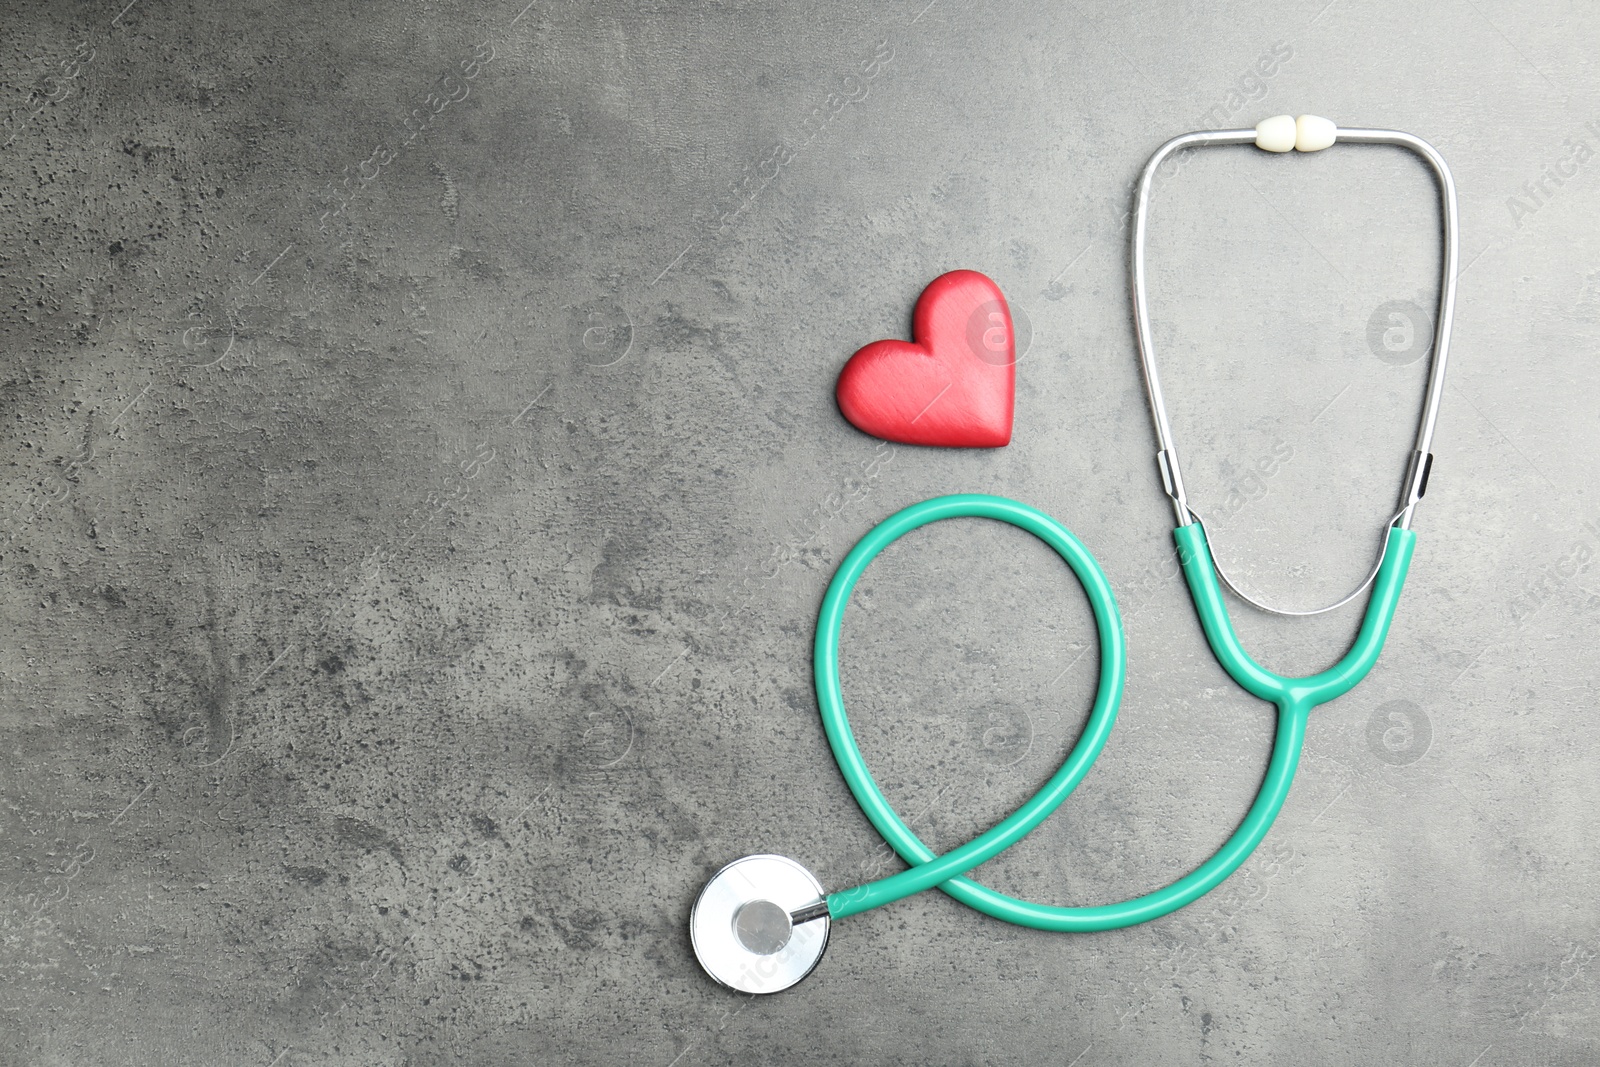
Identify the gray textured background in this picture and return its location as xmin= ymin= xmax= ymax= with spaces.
xmin=1 ymin=0 xmax=1595 ymax=1063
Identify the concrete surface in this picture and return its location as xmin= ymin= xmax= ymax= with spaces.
xmin=1 ymin=0 xmax=1596 ymax=1063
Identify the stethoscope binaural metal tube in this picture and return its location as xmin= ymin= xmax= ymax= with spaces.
xmin=1130 ymin=128 xmax=1258 ymax=529
xmin=1130 ymin=121 xmax=1459 ymax=613
xmin=1339 ymin=127 xmax=1459 ymax=531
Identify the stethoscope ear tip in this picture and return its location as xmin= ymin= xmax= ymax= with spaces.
xmin=690 ymin=854 xmax=830 ymax=994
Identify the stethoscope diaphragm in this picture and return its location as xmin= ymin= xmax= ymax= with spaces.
xmin=689 ymin=854 xmax=830 ymax=994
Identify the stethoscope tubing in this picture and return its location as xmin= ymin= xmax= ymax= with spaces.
xmin=814 ymin=494 xmax=1125 ymax=921
xmin=815 ymin=497 xmax=1416 ymax=929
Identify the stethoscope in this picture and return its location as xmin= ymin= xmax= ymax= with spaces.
xmin=690 ymin=116 xmax=1458 ymax=994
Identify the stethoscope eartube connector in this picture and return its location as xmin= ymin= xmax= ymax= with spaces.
xmin=692 ymin=118 xmax=1455 ymax=994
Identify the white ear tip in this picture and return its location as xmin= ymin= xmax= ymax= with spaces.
xmin=1295 ymin=115 xmax=1337 ymax=152
xmin=1255 ymin=115 xmax=1296 ymax=153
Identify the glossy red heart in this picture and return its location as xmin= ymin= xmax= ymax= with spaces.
xmin=835 ymin=269 xmax=1015 ymax=447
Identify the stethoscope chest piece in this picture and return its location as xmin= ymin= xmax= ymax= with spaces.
xmin=690 ymin=854 xmax=829 ymax=994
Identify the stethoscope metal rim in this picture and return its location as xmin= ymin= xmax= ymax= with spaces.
xmin=689 ymin=853 xmax=830 ymax=994
xmin=1130 ymin=126 xmax=1458 ymax=616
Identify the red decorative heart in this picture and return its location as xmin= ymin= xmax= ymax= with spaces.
xmin=835 ymin=269 xmax=1015 ymax=448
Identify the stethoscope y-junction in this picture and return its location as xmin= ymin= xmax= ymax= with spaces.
xmin=690 ymin=115 xmax=1458 ymax=994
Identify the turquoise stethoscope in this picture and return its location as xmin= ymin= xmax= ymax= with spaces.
xmin=691 ymin=117 xmax=1458 ymax=993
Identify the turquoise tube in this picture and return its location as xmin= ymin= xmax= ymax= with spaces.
xmin=816 ymin=495 xmax=1415 ymax=929
xmin=814 ymin=494 xmax=1127 ymax=919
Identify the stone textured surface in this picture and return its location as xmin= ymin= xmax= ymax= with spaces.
xmin=1 ymin=0 xmax=1596 ymax=1063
